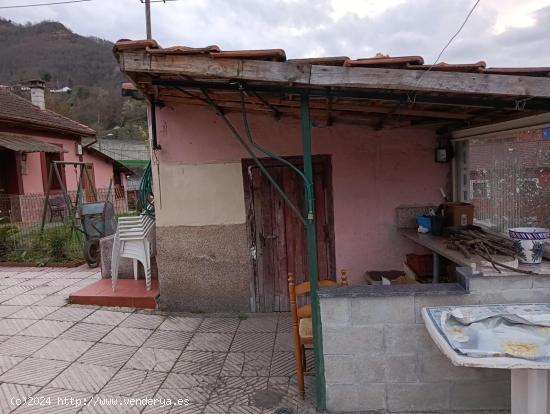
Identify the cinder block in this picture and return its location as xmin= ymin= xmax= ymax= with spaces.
xmin=326 ymin=384 xmax=358 ymax=412
xmin=384 ymin=324 xmax=424 ymax=356
xmin=324 ymin=354 xmax=355 ymax=384
xmin=451 ymin=380 xmax=510 ymax=410
xmin=533 ymin=275 xmax=550 ymax=288
xmin=354 ymin=353 xmax=385 ymax=383
xmin=387 ymin=382 xmax=450 ymax=412
xmin=419 ymin=352 xmax=485 ymax=382
xmin=356 ymin=383 xmax=386 ymax=411
xmin=322 ymin=325 xmax=384 ymax=355
xmin=326 ymin=383 xmax=387 ymax=412
xmin=320 ymin=298 xmax=351 ymax=327
xmin=351 ymin=296 xmax=415 ymax=325
xmin=473 ymin=288 xmax=550 ymax=305
xmin=414 ymin=294 xmax=479 ymax=323
xmin=385 ymin=356 xmax=418 ymax=383
xmin=468 ymin=275 xmax=533 ymax=292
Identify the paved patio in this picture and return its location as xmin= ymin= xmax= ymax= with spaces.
xmin=0 ymin=266 xmax=315 ymax=413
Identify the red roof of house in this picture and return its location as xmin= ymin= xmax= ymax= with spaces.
xmin=0 ymin=86 xmax=95 ymax=137
xmin=113 ymin=41 xmax=550 ymax=77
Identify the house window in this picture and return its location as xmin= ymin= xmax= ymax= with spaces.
xmin=465 ymin=131 xmax=550 ymax=232
xmin=470 ymin=179 xmax=490 ymax=199
xmin=41 ymin=146 xmax=65 ymax=192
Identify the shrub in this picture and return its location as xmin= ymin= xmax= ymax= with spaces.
xmin=0 ymin=219 xmax=19 ymax=258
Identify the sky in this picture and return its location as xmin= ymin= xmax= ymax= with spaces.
xmin=1 ymin=0 xmax=550 ymax=67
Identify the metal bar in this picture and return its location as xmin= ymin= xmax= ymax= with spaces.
xmin=433 ymin=253 xmax=440 ymax=283
xmin=200 ymin=88 xmax=307 ymax=225
xmin=239 ymin=90 xmax=314 ymax=217
xmin=52 ymin=163 xmax=73 ymax=215
xmin=40 ymin=164 xmax=54 ymax=231
xmin=301 ymin=94 xmax=325 ymax=410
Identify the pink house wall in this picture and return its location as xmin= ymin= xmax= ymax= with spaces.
xmin=155 ymin=104 xmax=449 ymax=283
xmin=0 ymin=128 xmax=114 ymax=194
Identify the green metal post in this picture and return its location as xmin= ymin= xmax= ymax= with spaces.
xmin=301 ymin=94 xmax=326 ymax=410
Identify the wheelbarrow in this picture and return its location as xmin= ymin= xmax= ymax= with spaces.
xmin=80 ymin=201 xmax=116 ymax=267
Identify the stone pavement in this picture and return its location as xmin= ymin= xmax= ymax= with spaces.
xmin=0 ymin=266 xmax=316 ymax=414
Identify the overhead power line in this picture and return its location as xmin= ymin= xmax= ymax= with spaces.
xmin=0 ymin=0 xmax=92 ymax=9
xmin=409 ymin=0 xmax=482 ymax=102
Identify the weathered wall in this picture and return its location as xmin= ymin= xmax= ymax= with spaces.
xmin=155 ymin=224 xmax=251 ymax=312
xmin=154 ymin=162 xmax=245 ymax=227
xmin=320 ymin=273 xmax=550 ymax=412
xmin=153 ymin=104 xmax=449 ymax=286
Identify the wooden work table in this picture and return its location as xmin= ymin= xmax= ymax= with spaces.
xmin=400 ymin=229 xmax=550 ymax=281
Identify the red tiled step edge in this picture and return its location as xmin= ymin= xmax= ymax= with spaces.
xmin=69 ymin=279 xmax=159 ymax=309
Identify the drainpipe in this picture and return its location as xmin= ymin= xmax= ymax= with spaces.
xmin=149 ymin=100 xmax=161 ymax=150
xmin=300 ymin=94 xmax=326 ymax=410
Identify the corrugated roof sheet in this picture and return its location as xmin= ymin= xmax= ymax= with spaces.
xmin=0 ymin=87 xmax=95 ymax=137
xmin=0 ymin=133 xmax=66 ymax=153
xmin=113 ymin=40 xmax=550 ymax=77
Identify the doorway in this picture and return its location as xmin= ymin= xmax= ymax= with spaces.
xmin=243 ymin=155 xmax=336 ymax=312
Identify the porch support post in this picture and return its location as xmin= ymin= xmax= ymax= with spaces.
xmin=300 ymin=93 xmax=326 ymax=410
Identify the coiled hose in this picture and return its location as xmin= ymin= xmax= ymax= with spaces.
xmin=138 ymin=160 xmax=154 ymax=218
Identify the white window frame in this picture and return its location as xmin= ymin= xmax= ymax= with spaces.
xmin=470 ymin=179 xmax=491 ymax=199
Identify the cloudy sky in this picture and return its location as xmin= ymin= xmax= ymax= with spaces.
xmin=1 ymin=0 xmax=550 ymax=66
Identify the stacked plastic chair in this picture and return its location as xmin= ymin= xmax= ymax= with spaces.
xmin=111 ymin=213 xmax=155 ymax=291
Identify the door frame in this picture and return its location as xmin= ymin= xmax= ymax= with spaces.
xmin=242 ymin=154 xmax=336 ymax=312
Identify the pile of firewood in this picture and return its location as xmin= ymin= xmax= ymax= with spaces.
xmin=445 ymin=228 xmax=534 ymax=275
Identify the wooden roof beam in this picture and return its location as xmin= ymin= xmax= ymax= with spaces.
xmin=119 ymin=50 xmax=550 ymax=99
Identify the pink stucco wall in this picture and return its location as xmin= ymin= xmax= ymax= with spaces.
xmin=0 ymin=128 xmax=115 ymax=194
xmin=155 ymin=104 xmax=450 ymax=283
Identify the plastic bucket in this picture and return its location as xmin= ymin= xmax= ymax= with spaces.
xmin=509 ymin=227 xmax=550 ymax=264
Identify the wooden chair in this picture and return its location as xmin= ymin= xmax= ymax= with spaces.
xmin=288 ymin=270 xmax=348 ymax=397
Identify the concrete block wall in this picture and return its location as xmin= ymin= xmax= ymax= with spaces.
xmin=321 ymin=274 xmax=550 ymax=413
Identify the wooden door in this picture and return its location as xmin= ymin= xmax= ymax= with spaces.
xmin=82 ymin=164 xmax=96 ymax=202
xmin=243 ymin=155 xmax=335 ymax=312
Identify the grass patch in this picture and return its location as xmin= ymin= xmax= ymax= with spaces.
xmin=0 ymin=223 xmax=83 ymax=265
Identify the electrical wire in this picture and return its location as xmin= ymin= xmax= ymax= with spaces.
xmin=0 ymin=0 xmax=92 ymax=9
xmin=409 ymin=0 xmax=482 ymax=103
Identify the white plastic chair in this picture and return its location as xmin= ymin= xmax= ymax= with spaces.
xmin=111 ymin=213 xmax=155 ymax=291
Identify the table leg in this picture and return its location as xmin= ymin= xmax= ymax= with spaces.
xmin=512 ymin=369 xmax=549 ymax=414
xmin=432 ymin=253 xmax=440 ymax=284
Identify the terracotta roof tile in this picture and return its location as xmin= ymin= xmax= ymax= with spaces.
xmin=406 ymin=61 xmax=486 ymax=73
xmin=113 ymin=39 xmax=159 ymax=52
xmin=344 ymin=55 xmax=424 ymax=67
xmin=485 ymin=67 xmax=550 ymax=77
xmin=0 ymin=86 xmax=95 ymax=137
xmin=210 ymin=49 xmax=286 ymax=61
xmin=287 ymin=56 xmax=350 ymax=66
xmin=147 ymin=45 xmax=220 ymax=55
xmin=112 ymin=39 xmax=550 ymax=77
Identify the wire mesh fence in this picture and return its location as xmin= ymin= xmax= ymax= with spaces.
xmin=0 ymin=186 xmax=136 ymax=264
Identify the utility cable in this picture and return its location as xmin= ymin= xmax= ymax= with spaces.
xmin=409 ymin=0 xmax=482 ymax=103
xmin=0 ymin=0 xmax=92 ymax=9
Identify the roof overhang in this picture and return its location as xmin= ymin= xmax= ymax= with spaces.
xmin=0 ymin=133 xmax=66 ymax=153
xmin=115 ymin=42 xmax=550 ymax=130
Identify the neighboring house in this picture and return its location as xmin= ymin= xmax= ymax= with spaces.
xmin=115 ymin=40 xmax=550 ymax=313
xmin=0 ymin=80 xmax=130 ymax=220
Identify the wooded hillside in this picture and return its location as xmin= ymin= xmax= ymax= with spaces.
xmin=0 ymin=18 xmax=147 ymax=140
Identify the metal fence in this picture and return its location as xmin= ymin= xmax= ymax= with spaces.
xmin=0 ymin=186 xmax=135 ymax=264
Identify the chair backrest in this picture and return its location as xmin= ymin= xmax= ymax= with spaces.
xmin=48 ymin=195 xmax=66 ymax=211
xmin=288 ymin=271 xmax=348 ymax=321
